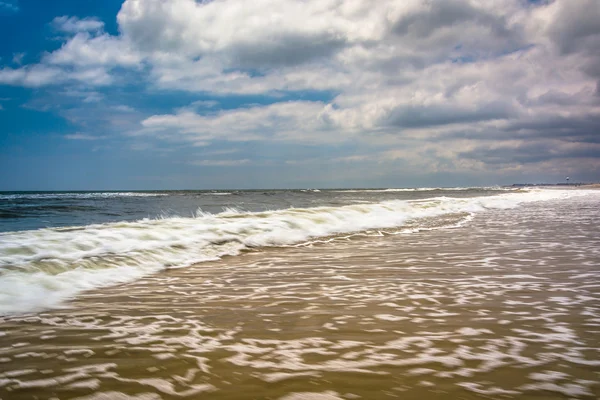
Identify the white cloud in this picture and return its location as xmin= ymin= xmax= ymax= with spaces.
xmin=0 ymin=26 xmax=140 ymax=87
xmin=69 ymin=67 xmax=114 ymax=85
xmin=191 ymin=159 xmax=250 ymax=167
xmin=0 ymin=65 xmax=65 ymax=87
xmin=2 ymin=0 xmax=600 ymax=179
xmin=118 ymin=0 xmax=378 ymax=66
xmin=0 ymin=1 xmax=18 ymax=13
xmin=138 ymin=101 xmax=348 ymax=144
xmin=46 ymin=33 xmax=141 ymax=68
xmin=0 ymin=64 xmax=115 ymax=88
xmin=52 ymin=16 xmax=105 ymax=33
xmin=201 ymin=148 xmax=240 ymax=156
xmin=12 ymin=52 xmax=25 ymax=65
xmin=61 ymin=88 xmax=104 ymax=103
xmin=64 ymin=133 xmax=106 ymax=140
xmin=112 ymin=105 xmax=135 ymax=112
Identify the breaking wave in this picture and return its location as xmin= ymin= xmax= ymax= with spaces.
xmin=0 ymin=189 xmax=595 ymax=314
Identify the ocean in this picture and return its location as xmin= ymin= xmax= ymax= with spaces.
xmin=0 ymin=187 xmax=599 ymax=399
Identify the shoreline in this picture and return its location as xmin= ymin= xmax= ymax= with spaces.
xmin=1 ymin=195 xmax=599 ymax=399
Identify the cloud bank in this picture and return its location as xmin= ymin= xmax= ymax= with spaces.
xmin=1 ymin=0 xmax=599 ymax=184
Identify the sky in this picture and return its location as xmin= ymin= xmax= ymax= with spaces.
xmin=0 ymin=0 xmax=599 ymax=190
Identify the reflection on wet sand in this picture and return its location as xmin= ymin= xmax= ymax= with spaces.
xmin=1 ymin=196 xmax=599 ymax=399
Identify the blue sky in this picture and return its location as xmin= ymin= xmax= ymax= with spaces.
xmin=1 ymin=0 xmax=599 ymax=190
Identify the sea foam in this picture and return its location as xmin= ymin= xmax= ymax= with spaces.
xmin=0 ymin=189 xmax=596 ymax=314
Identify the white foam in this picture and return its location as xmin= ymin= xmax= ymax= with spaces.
xmin=333 ymin=186 xmax=508 ymax=193
xmin=457 ymin=382 xmax=520 ymax=395
xmin=258 ymin=371 xmax=321 ymax=382
xmin=279 ymin=391 xmax=345 ymax=400
xmin=374 ymin=314 xmax=409 ymax=322
xmin=66 ymin=379 xmax=101 ymax=390
xmin=518 ymin=382 xmax=593 ymax=397
xmin=1 ymin=188 xmax=597 ymax=314
xmin=528 ymin=371 xmax=569 ymax=382
xmin=73 ymin=392 xmax=162 ymax=400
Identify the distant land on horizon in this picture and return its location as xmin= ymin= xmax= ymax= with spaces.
xmin=510 ymin=182 xmax=597 ymax=187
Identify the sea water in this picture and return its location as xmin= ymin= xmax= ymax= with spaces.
xmin=0 ymin=187 xmax=599 ymax=399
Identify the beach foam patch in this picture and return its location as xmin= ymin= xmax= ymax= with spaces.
xmin=1 ymin=188 xmax=597 ymax=314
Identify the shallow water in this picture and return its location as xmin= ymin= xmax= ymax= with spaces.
xmin=0 ymin=188 xmax=503 ymax=233
xmin=0 ymin=193 xmax=599 ymax=399
xmin=1 ymin=188 xmax=590 ymax=314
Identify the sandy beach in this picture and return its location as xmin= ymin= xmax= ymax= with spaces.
xmin=1 ymin=193 xmax=599 ymax=399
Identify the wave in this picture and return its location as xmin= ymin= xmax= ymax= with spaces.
xmin=0 ymin=211 xmax=24 ymax=219
xmin=0 ymin=192 xmax=167 ymax=200
xmin=0 ymin=189 xmax=596 ymax=315
xmin=332 ymin=187 xmax=508 ymax=193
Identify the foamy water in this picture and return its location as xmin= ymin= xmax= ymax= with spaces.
xmin=332 ymin=186 xmax=506 ymax=193
xmin=0 ymin=190 xmax=598 ymax=399
xmin=1 ymin=189 xmax=595 ymax=314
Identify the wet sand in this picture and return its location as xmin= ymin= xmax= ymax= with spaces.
xmin=1 ymin=196 xmax=599 ymax=399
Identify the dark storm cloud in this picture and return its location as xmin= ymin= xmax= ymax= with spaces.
xmin=523 ymin=90 xmax=594 ymax=107
xmin=546 ymin=0 xmax=600 ymax=55
xmin=383 ymin=102 xmax=515 ymax=129
xmin=392 ymin=0 xmax=514 ymax=40
xmin=545 ymin=0 xmax=600 ymax=86
xmin=228 ymin=35 xmax=347 ymax=68
xmin=505 ymin=114 xmax=600 ymax=143
xmin=460 ymin=141 xmax=600 ymax=166
xmin=434 ymin=113 xmax=600 ymax=148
